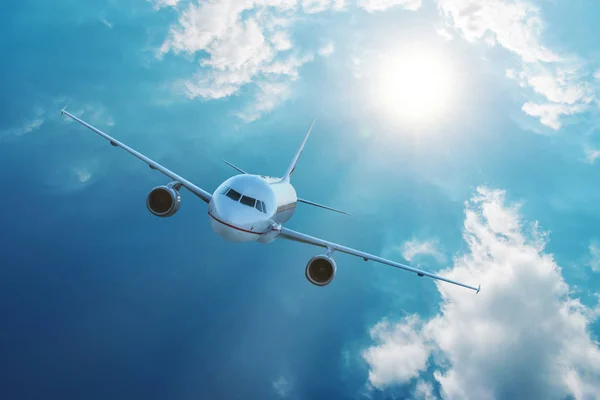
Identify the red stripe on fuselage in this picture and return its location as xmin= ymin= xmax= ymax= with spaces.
xmin=208 ymin=211 xmax=266 ymax=235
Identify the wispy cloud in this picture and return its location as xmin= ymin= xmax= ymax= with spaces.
xmin=100 ymin=18 xmax=113 ymax=29
xmin=235 ymin=80 xmax=292 ymax=122
xmin=15 ymin=117 xmax=45 ymax=136
xmin=2 ymin=99 xmax=114 ymax=141
xmin=44 ymin=159 xmax=101 ymax=194
xmin=584 ymin=147 xmax=600 ymax=164
xmin=357 ymin=0 xmax=421 ymax=13
xmin=400 ymin=238 xmax=445 ymax=263
xmin=363 ymin=187 xmax=600 ymax=398
xmin=75 ymin=168 xmax=92 ymax=183
xmin=438 ymin=0 xmax=597 ymax=131
xmin=521 ymin=102 xmax=586 ymax=131
xmin=272 ymin=376 xmax=291 ymax=398
xmin=63 ymin=103 xmax=115 ymax=127
xmin=589 ymin=242 xmax=600 ymax=272
xmin=149 ymin=0 xmax=180 ymax=9
xmin=318 ymin=40 xmax=335 ymax=57
xmin=1 ymin=109 xmax=45 ymax=138
xmin=302 ymin=0 xmax=335 ymax=14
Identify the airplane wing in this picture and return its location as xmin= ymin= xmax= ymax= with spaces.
xmin=276 ymin=226 xmax=480 ymax=293
xmin=61 ymin=108 xmax=212 ymax=203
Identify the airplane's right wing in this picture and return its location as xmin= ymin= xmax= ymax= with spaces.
xmin=61 ymin=108 xmax=212 ymax=203
xmin=276 ymin=226 xmax=480 ymax=293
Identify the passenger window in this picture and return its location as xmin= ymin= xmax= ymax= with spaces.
xmin=226 ymin=189 xmax=241 ymax=201
xmin=240 ymin=195 xmax=256 ymax=207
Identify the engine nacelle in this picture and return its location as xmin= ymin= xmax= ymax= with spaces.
xmin=305 ymin=255 xmax=337 ymax=286
xmin=146 ymin=184 xmax=181 ymax=217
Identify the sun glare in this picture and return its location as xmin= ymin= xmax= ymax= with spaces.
xmin=374 ymin=47 xmax=456 ymax=125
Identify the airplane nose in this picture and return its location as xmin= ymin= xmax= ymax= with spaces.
xmin=210 ymin=195 xmax=235 ymax=223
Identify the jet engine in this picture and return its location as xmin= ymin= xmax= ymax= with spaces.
xmin=146 ymin=183 xmax=181 ymax=217
xmin=305 ymin=255 xmax=337 ymax=286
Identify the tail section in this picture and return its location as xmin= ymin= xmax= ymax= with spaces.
xmin=282 ymin=119 xmax=316 ymax=182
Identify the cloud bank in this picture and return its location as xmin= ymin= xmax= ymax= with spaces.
xmin=363 ymin=187 xmax=600 ymax=399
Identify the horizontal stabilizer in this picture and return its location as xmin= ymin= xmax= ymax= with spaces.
xmin=297 ymin=198 xmax=349 ymax=215
xmin=221 ymin=159 xmax=247 ymax=174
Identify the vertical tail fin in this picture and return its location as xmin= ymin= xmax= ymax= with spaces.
xmin=282 ymin=119 xmax=316 ymax=182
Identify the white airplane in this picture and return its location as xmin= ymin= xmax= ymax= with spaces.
xmin=61 ymin=108 xmax=480 ymax=293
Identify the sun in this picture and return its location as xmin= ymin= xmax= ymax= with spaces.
xmin=373 ymin=47 xmax=456 ymax=125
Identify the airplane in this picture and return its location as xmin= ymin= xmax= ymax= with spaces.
xmin=60 ymin=108 xmax=480 ymax=293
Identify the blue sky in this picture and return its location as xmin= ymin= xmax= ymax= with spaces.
xmin=2 ymin=0 xmax=600 ymax=399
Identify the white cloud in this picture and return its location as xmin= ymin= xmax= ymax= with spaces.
xmin=363 ymin=187 xmax=600 ymax=399
xmin=594 ymin=69 xmax=600 ymax=81
xmin=318 ymin=40 xmax=335 ymax=57
xmin=518 ymin=65 xmax=593 ymax=105
xmin=436 ymin=27 xmax=453 ymax=41
xmin=401 ymin=238 xmax=445 ymax=263
xmin=413 ymin=379 xmax=437 ymax=400
xmin=357 ymin=0 xmax=421 ymax=12
xmin=271 ymin=31 xmax=293 ymax=51
xmin=437 ymin=0 xmax=597 ymax=130
xmin=158 ymin=0 xmax=317 ymax=120
xmin=521 ymin=102 xmax=586 ymax=130
xmin=589 ymin=242 xmax=600 ymax=272
xmin=437 ymin=0 xmax=558 ymax=63
xmin=362 ymin=315 xmax=431 ymax=388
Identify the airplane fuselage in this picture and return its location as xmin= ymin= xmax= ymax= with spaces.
xmin=208 ymin=174 xmax=296 ymax=243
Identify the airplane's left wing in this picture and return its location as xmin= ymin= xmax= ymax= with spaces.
xmin=276 ymin=226 xmax=480 ymax=293
xmin=61 ymin=109 xmax=212 ymax=203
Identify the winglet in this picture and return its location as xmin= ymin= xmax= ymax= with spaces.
xmin=60 ymin=100 xmax=73 ymax=116
xmin=476 ymin=284 xmax=481 ymax=294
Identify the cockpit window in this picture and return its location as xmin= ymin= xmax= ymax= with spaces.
xmin=240 ymin=195 xmax=256 ymax=208
xmin=226 ymin=189 xmax=242 ymax=201
xmin=222 ymin=187 xmax=266 ymax=213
